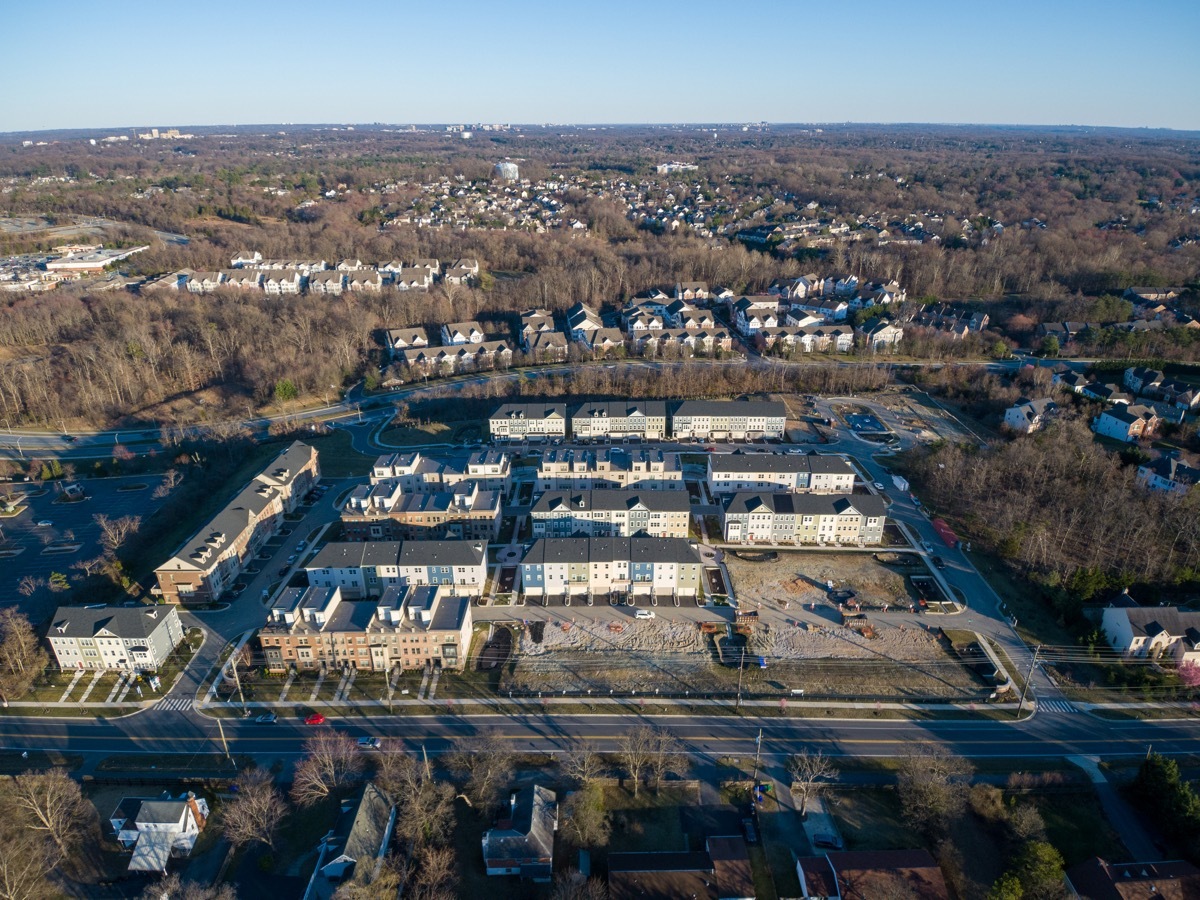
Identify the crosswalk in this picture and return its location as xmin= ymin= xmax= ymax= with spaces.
xmin=154 ymin=697 xmax=194 ymax=712
xmin=1038 ymin=699 xmax=1078 ymax=714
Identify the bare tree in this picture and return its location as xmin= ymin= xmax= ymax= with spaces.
xmin=222 ymin=769 xmax=286 ymax=850
xmin=290 ymin=730 xmax=365 ymax=806
xmin=0 ymin=818 xmax=58 ymax=900
xmin=788 ymin=750 xmax=839 ymax=817
xmin=616 ymin=726 xmax=655 ymax=797
xmin=446 ymin=730 xmax=514 ymax=817
xmin=561 ymin=741 xmax=604 ymax=787
xmin=15 ymin=576 xmax=41 ymax=599
xmin=644 ymin=727 xmax=688 ymax=794
xmin=373 ymin=745 xmax=454 ymax=847
xmin=6 ymin=769 xmax=92 ymax=857
xmin=93 ymin=513 xmax=142 ymax=553
xmin=404 ymin=845 xmax=458 ymax=900
xmin=139 ymin=873 xmax=238 ymax=900
xmin=0 ymin=610 xmax=48 ymax=706
xmin=71 ymin=553 xmax=111 ymax=580
xmin=897 ymin=746 xmax=974 ymax=836
xmin=560 ymin=781 xmax=610 ymax=850
xmin=153 ymin=468 xmax=183 ymax=499
xmin=551 ymin=868 xmax=609 ymax=900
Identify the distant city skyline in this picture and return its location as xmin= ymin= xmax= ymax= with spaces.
xmin=3 ymin=0 xmax=1198 ymax=133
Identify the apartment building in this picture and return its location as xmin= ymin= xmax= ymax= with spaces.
xmin=707 ymin=452 xmax=855 ymax=494
xmin=47 ymin=605 xmax=184 ymax=673
xmin=489 ymin=403 xmax=569 ymax=441
xmin=569 ymin=401 xmax=669 ymax=441
xmin=259 ymin=584 xmax=472 ymax=673
xmin=536 ymin=448 xmax=684 ymax=492
xmin=341 ymin=481 xmax=501 ymax=541
xmin=305 ymin=540 xmax=488 ymax=598
xmin=671 ymin=400 xmax=787 ymax=441
xmin=530 ymin=490 xmax=691 ymax=538
xmin=518 ymin=537 xmax=704 ymax=601
xmin=370 ymin=450 xmax=510 ymax=492
xmin=721 ymin=493 xmax=887 ymax=545
xmin=155 ymin=442 xmax=319 ymax=603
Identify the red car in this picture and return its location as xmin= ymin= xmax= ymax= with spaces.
xmin=304 ymin=712 xmax=326 ymax=725
xmin=704 ymin=446 xmax=716 ymax=452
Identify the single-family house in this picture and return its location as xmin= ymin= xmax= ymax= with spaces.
xmin=1137 ymin=455 xmax=1200 ymax=495
xmin=482 ymin=785 xmax=557 ymax=881
xmin=1003 ymin=398 xmax=1058 ymax=434
xmin=110 ymin=792 xmax=210 ymax=873
xmin=1053 ymin=371 xmax=1089 ymax=393
xmin=1065 ymin=856 xmax=1200 ymax=899
xmin=1081 ymin=382 xmax=1133 ymax=405
xmin=302 ymin=782 xmax=396 ymax=900
xmin=609 ymin=836 xmax=754 ymax=900
xmin=1101 ymin=595 xmax=1200 ymax=665
xmin=1092 ymin=404 xmax=1159 ymax=443
xmin=797 ymin=849 xmax=950 ymax=900
xmin=1124 ymin=366 xmax=1166 ymax=396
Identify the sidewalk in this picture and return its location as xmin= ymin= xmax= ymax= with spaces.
xmin=1068 ymin=756 xmax=1161 ymax=861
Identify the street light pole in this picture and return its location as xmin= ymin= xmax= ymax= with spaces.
xmin=735 ymin=648 xmax=745 ymax=711
xmin=1017 ymin=645 xmax=1040 ymax=718
xmin=751 ymin=728 xmax=763 ymax=785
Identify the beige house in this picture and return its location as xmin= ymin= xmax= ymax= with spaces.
xmin=536 ymin=448 xmax=684 ymax=491
xmin=530 ymin=490 xmax=691 ymax=538
xmin=707 ymin=453 xmax=856 ymax=494
xmin=722 ymin=492 xmax=887 ymax=545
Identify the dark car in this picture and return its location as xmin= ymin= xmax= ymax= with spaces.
xmin=932 ymin=556 xmax=947 ymax=569
xmin=278 ymin=566 xmax=290 ymax=577
xmin=61 ymin=434 xmax=76 ymax=443
xmin=813 ymin=833 xmax=844 ymax=850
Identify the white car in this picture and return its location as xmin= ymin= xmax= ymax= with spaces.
xmin=36 ymin=520 xmax=53 ymax=527
xmin=872 ymin=482 xmax=885 ymax=490
xmin=634 ymin=609 xmax=656 ymax=620
xmin=357 ymin=737 xmax=381 ymax=750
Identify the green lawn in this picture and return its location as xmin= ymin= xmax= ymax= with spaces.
xmin=829 ymin=788 xmax=914 ymax=851
xmin=303 ymin=430 xmax=374 ymax=477
xmin=1036 ymin=789 xmax=1129 ymax=865
xmin=378 ymin=418 xmax=484 ymax=447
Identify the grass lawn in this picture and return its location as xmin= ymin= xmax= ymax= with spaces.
xmin=758 ymin=808 xmax=806 ymax=896
xmin=0 ymin=748 xmax=83 ymax=773
xmin=829 ymin=787 xmax=914 ymax=851
xmin=379 ymin=418 xmax=484 ymax=447
xmin=604 ymin=784 xmax=689 ymax=854
xmin=303 ymin=430 xmax=374 ymax=478
xmin=1035 ymin=789 xmax=1129 ymax=865
xmin=23 ymin=670 xmax=77 ymax=702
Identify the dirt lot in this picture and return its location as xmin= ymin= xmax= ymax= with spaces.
xmin=502 ymin=609 xmax=984 ymax=700
xmin=724 ymin=551 xmax=912 ymax=608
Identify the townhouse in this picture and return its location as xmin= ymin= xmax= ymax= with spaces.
xmin=856 ymin=316 xmax=905 ymax=350
xmin=519 ymin=308 xmax=557 ymax=349
xmin=569 ymin=401 xmax=669 ymax=441
xmin=186 ymin=272 xmax=223 ymax=294
xmin=369 ymin=450 xmax=510 ymax=491
xmin=526 ymin=330 xmax=569 ymax=362
xmin=383 ymin=326 xmax=430 ymax=359
xmin=398 ymin=340 xmax=512 ymax=377
xmin=155 ymin=442 xmax=319 ymax=603
xmin=671 ymin=400 xmax=787 ymax=441
xmin=536 ymin=448 xmax=684 ymax=491
xmin=341 ymin=481 xmax=501 ymax=541
xmin=707 ymin=452 xmax=856 ymax=494
xmin=489 ymin=403 xmax=569 ymax=441
xmin=567 ymin=302 xmax=603 ymax=342
xmin=305 ymin=540 xmax=488 ymax=598
xmin=441 ymin=321 xmax=485 ymax=345
xmin=47 ymin=605 xmax=184 ymax=673
xmin=259 ymin=583 xmax=472 ymax=673
xmin=674 ymin=281 xmax=710 ymax=302
xmin=584 ymin=327 xmax=626 ymax=355
xmin=518 ymin=537 xmax=704 ymax=602
xmin=731 ymin=296 xmax=780 ymax=335
xmin=262 ymin=270 xmax=302 ymax=295
xmin=721 ymin=492 xmax=887 ymax=545
xmin=530 ymin=490 xmax=691 ymax=538
xmin=308 ymin=271 xmax=345 ymax=295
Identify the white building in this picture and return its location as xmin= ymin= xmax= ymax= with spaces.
xmin=707 ymin=453 xmax=856 ymax=494
xmin=1003 ymin=398 xmax=1058 ymax=434
xmin=530 ymin=490 xmax=691 ymax=538
xmin=47 ymin=605 xmax=184 ymax=672
xmin=489 ymin=403 xmax=568 ymax=441
xmin=671 ymin=400 xmax=787 ymax=441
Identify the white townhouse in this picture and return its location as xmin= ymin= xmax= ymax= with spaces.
xmin=670 ymin=400 xmax=787 ymax=441
xmin=489 ymin=402 xmax=569 ymax=441
xmin=707 ymin=452 xmax=856 ymax=494
xmin=518 ymin=537 xmax=703 ymax=602
xmin=721 ymin=492 xmax=887 ymax=545
xmin=530 ymin=489 xmax=691 ymax=538
xmin=305 ymin=541 xmax=487 ymax=598
xmin=569 ymin=400 xmax=669 ymax=441
xmin=441 ymin=321 xmax=485 ymax=345
xmin=47 ymin=605 xmax=184 ymax=672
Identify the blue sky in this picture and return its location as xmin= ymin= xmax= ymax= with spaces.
xmin=3 ymin=0 xmax=1198 ymax=132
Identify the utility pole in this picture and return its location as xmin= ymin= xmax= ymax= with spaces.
xmin=228 ymin=647 xmax=248 ymax=716
xmin=422 ymin=744 xmax=431 ymax=780
xmin=216 ymin=717 xmax=231 ymax=765
xmin=1017 ymin=645 xmax=1040 ymax=718
xmin=736 ymin=648 xmax=746 ymax=711
xmin=751 ymin=728 xmax=763 ymax=785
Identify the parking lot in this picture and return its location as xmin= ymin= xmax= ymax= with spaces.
xmin=0 ymin=477 xmax=170 ymax=624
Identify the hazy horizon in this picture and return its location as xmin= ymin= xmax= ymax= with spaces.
xmin=4 ymin=0 xmax=1197 ymax=133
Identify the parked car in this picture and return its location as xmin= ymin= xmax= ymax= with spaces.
xmin=872 ymin=482 xmax=885 ymax=490
xmin=36 ymin=520 xmax=53 ymax=527
xmin=813 ymin=833 xmax=844 ymax=850
xmin=920 ymin=541 xmax=934 ymax=553
xmin=932 ymin=556 xmax=947 ymax=570
xmin=634 ymin=609 xmax=656 ymax=620
xmin=278 ymin=566 xmax=290 ymax=577
xmin=255 ymin=713 xmax=277 ymax=724
xmin=304 ymin=713 xmax=326 ymax=725
xmin=286 ymin=554 xmax=297 ymax=565
xmin=357 ymin=737 xmax=381 ymax=750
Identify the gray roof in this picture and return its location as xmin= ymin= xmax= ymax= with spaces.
xmin=1119 ymin=606 xmax=1200 ymax=640
xmin=491 ymin=402 xmax=567 ymax=420
xmin=709 ymin=452 xmax=854 ymax=476
xmin=673 ymin=400 xmax=786 ymax=418
xmin=50 ymin=605 xmax=175 ymax=640
xmin=1142 ymin=456 xmax=1200 ymax=486
xmin=308 ymin=541 xmax=403 ymax=570
xmin=483 ymin=785 xmax=557 ymax=869
xmin=532 ymin=490 xmax=690 ymax=514
xmin=522 ymin=537 xmax=701 ymax=566
xmin=398 ymin=540 xmax=486 ymax=568
xmin=329 ymin=782 xmax=393 ymax=874
xmin=723 ymin=492 xmax=887 ymax=518
xmin=570 ymin=401 xmax=668 ymax=419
